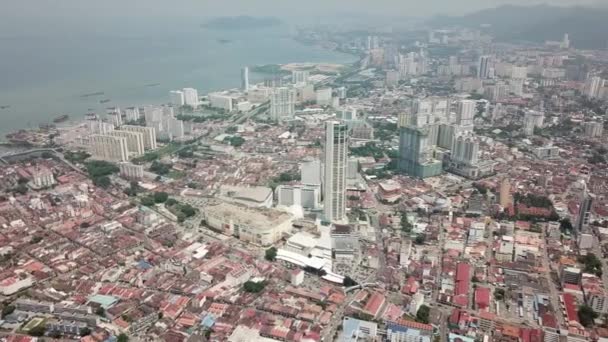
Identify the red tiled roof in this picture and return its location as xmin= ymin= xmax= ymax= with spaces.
xmin=391 ymin=318 xmax=434 ymax=332
xmin=475 ymin=287 xmax=491 ymax=309
xmin=363 ymin=292 xmax=386 ymax=317
xmin=563 ymin=293 xmax=579 ymax=323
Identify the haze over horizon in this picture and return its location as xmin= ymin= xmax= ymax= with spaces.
xmin=0 ymin=0 xmax=603 ymax=25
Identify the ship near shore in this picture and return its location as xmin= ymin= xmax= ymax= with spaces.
xmin=53 ymin=114 xmax=69 ymax=123
xmin=80 ymin=91 xmax=105 ymax=98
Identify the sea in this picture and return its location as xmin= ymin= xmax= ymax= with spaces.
xmin=0 ymin=24 xmax=356 ymax=137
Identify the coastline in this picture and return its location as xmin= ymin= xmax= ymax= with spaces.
xmin=0 ymin=28 xmax=357 ymax=138
xmin=2 ymin=34 xmax=361 ymax=147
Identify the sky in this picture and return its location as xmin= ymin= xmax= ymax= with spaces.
xmin=1 ymin=0 xmax=601 ymax=18
xmin=0 ymin=0 xmax=602 ymax=35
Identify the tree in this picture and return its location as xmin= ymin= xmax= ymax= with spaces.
xmin=49 ymin=330 xmax=62 ymax=338
xmin=343 ymin=276 xmax=358 ymax=287
xmin=414 ymin=234 xmax=426 ymax=245
xmin=93 ymin=176 xmax=111 ymax=188
xmin=494 ymin=288 xmax=505 ymax=300
xmin=243 ymin=280 xmax=266 ymax=293
xmin=13 ymin=184 xmax=28 ymax=195
xmin=265 ymin=247 xmax=277 ymax=261
xmin=154 ymin=191 xmax=169 ymax=203
xmin=180 ymin=204 xmax=196 ymax=217
xmin=141 ymin=196 xmax=155 ymax=207
xmin=41 ymin=151 xmax=54 ymax=159
xmin=578 ymin=305 xmax=599 ymax=327
xmin=85 ymin=160 xmax=119 ymax=178
xmin=80 ymin=327 xmax=92 ymax=336
xmin=149 ymin=161 xmax=172 ymax=175
xmin=471 ymin=276 xmax=480 ymax=283
xmin=117 ymin=333 xmax=129 ymax=342
xmin=416 ymin=305 xmax=430 ymax=324
xmin=560 ymin=218 xmax=573 ymax=232
xmin=165 ymin=198 xmax=178 ymax=206
xmin=1 ymin=305 xmax=15 ymax=318
xmin=579 ymin=253 xmax=603 ymax=277
xmin=28 ymin=324 xmax=46 ymax=337
xmin=226 ymin=136 xmax=245 ymax=147
xmin=400 ymin=212 xmax=412 ymax=233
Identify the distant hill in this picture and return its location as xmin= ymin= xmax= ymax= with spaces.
xmin=202 ymin=16 xmax=282 ymax=30
xmin=428 ymin=4 xmax=608 ymax=49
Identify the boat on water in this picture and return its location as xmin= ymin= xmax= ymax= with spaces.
xmin=53 ymin=114 xmax=69 ymax=123
xmin=100 ymin=99 xmax=111 ymax=104
xmin=0 ymin=105 xmax=10 ymax=110
xmin=80 ymin=91 xmax=105 ymax=98
xmin=85 ymin=112 xmax=98 ymax=120
xmin=145 ymin=83 xmax=161 ymax=87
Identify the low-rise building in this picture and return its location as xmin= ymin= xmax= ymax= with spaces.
xmin=202 ymin=201 xmax=293 ymax=246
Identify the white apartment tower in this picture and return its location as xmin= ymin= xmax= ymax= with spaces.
xmin=121 ymin=125 xmax=157 ymax=150
xmin=585 ymin=76 xmax=604 ymax=99
xmin=456 ymin=100 xmax=476 ymax=129
xmin=182 ymin=88 xmax=199 ymax=107
xmin=119 ymin=162 xmax=144 ymax=180
xmin=241 ymin=67 xmax=250 ymax=92
xmin=478 ymin=55 xmax=492 ymax=79
xmin=301 ymin=158 xmax=322 ymax=186
xmin=270 ymin=87 xmax=296 ymax=122
xmin=523 ymin=110 xmax=545 ymax=136
xmin=124 ymin=107 xmax=140 ymax=122
xmin=292 ymin=70 xmax=310 ymax=85
xmin=106 ymin=107 xmax=122 ymax=127
xmin=89 ymin=134 xmax=129 ymax=162
xmin=583 ymin=121 xmax=604 ymax=138
xmin=452 ymin=133 xmax=480 ymax=166
xmin=169 ymin=90 xmax=185 ymax=107
xmin=324 ymin=121 xmax=348 ymax=223
xmin=108 ymin=130 xmax=145 ymax=156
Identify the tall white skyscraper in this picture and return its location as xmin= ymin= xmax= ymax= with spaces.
xmin=478 ymin=55 xmax=492 ymax=79
xmin=451 ymin=133 xmax=480 ymax=166
xmin=292 ymin=70 xmax=310 ymax=85
xmin=316 ymin=88 xmax=333 ymax=106
xmin=585 ymin=76 xmax=603 ymax=98
xmin=124 ymin=107 xmax=140 ymax=122
xmin=170 ymin=90 xmax=185 ymax=107
xmin=106 ymin=107 xmax=122 ymax=127
xmin=121 ymin=125 xmax=157 ymax=150
xmin=324 ymin=121 xmax=348 ymax=223
xmin=301 ymin=158 xmax=322 ymax=186
xmin=270 ymin=87 xmax=296 ymax=122
xmin=108 ymin=130 xmax=145 ymax=156
xmin=182 ymin=88 xmax=199 ymax=107
xmin=89 ymin=135 xmax=129 ymax=162
xmin=561 ymin=33 xmax=570 ymax=49
xmin=456 ymin=100 xmax=476 ymax=129
xmin=575 ymin=181 xmax=593 ymax=233
xmin=523 ymin=110 xmax=545 ymax=136
xmin=241 ymin=67 xmax=249 ymax=92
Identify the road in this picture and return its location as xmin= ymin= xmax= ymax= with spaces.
xmin=542 ymin=228 xmax=566 ymax=328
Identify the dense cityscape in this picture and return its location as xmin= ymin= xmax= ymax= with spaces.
xmin=2 ymin=8 xmax=608 ymax=342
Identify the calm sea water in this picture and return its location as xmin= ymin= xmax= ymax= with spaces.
xmin=0 ymin=25 xmax=355 ymax=136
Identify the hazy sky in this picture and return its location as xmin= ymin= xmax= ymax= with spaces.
xmin=0 ymin=0 xmax=602 ymax=36
xmin=1 ymin=0 xmax=601 ymax=18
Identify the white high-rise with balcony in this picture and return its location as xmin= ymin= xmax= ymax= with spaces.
xmin=169 ymin=91 xmax=185 ymax=107
xmin=456 ymin=100 xmax=476 ymax=130
xmin=182 ymin=88 xmax=199 ymax=107
xmin=324 ymin=121 xmax=348 ymax=223
xmin=270 ymin=87 xmax=296 ymax=122
xmin=89 ymin=135 xmax=129 ymax=162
